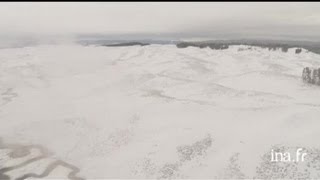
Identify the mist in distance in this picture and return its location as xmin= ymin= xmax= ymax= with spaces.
xmin=1 ymin=2 xmax=320 ymax=47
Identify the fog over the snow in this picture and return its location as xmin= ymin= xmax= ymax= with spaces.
xmin=1 ymin=2 xmax=320 ymax=40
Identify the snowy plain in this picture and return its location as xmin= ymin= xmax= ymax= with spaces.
xmin=1 ymin=44 xmax=320 ymax=179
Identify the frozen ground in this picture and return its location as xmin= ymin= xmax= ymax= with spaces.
xmin=1 ymin=44 xmax=320 ymax=179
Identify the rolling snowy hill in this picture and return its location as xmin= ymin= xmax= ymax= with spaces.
xmin=1 ymin=44 xmax=320 ymax=179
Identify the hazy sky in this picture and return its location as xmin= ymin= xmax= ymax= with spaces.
xmin=1 ymin=2 xmax=320 ymax=40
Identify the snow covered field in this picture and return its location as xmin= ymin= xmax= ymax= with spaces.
xmin=1 ymin=44 xmax=320 ymax=179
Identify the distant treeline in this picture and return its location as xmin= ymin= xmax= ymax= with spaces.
xmin=79 ymin=38 xmax=320 ymax=55
xmin=177 ymin=42 xmax=229 ymax=50
xmin=176 ymin=40 xmax=320 ymax=54
xmin=102 ymin=42 xmax=150 ymax=47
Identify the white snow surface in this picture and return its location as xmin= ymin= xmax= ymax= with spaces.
xmin=1 ymin=44 xmax=320 ymax=179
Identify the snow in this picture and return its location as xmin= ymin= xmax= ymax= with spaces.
xmin=1 ymin=44 xmax=320 ymax=179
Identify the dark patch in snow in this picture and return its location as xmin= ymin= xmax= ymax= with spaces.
xmin=0 ymin=137 xmax=85 ymax=180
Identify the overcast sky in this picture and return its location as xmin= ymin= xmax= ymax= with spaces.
xmin=1 ymin=2 xmax=320 ymax=40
